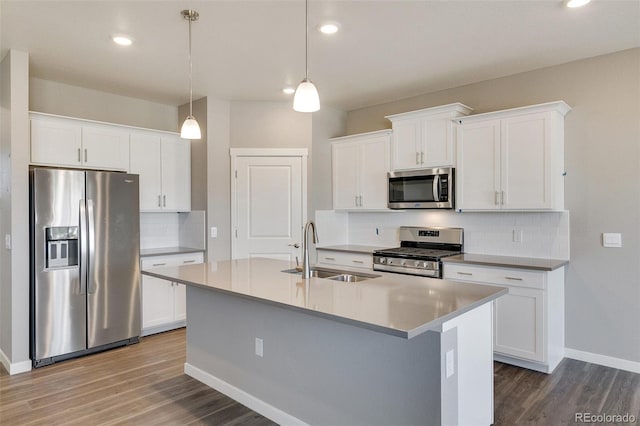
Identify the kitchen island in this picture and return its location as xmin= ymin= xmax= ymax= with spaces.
xmin=143 ymin=257 xmax=507 ymax=426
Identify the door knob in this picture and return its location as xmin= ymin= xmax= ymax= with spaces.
xmin=288 ymin=243 xmax=300 ymax=248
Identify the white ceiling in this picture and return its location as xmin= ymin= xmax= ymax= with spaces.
xmin=1 ymin=1 xmax=639 ymax=111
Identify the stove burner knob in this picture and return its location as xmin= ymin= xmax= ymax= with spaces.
xmin=414 ymin=260 xmax=422 ymax=268
xmin=400 ymin=260 xmax=406 ymax=266
xmin=378 ymin=257 xmax=387 ymax=264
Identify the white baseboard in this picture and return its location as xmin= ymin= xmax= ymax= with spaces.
xmin=0 ymin=348 xmax=32 ymax=375
xmin=564 ymin=348 xmax=640 ymax=374
xmin=184 ymin=363 xmax=307 ymax=426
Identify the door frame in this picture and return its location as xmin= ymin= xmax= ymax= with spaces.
xmin=230 ymin=148 xmax=308 ymax=260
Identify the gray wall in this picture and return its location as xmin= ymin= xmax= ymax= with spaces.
xmin=206 ymin=98 xmax=231 ymax=262
xmin=311 ymin=107 xmax=347 ymax=213
xmin=344 ymin=48 xmax=640 ymax=363
xmin=29 ymin=78 xmax=178 ymax=132
xmin=0 ymin=50 xmax=30 ymax=368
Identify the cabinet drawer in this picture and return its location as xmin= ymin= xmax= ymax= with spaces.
xmin=142 ymin=252 xmax=204 ymax=269
xmin=443 ymin=263 xmax=545 ymax=289
xmin=317 ymin=250 xmax=372 ymax=269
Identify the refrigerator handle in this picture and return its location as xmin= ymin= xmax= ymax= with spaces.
xmin=79 ymin=199 xmax=88 ymax=295
xmin=87 ymin=199 xmax=96 ymax=294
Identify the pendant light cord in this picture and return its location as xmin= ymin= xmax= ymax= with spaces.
xmin=188 ymin=14 xmax=193 ymax=117
xmin=305 ymin=0 xmax=309 ymax=80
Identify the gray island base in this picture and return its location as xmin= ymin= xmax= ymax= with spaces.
xmin=142 ymin=257 xmax=507 ymax=426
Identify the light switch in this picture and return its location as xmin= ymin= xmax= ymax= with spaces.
xmin=602 ymin=233 xmax=622 ymax=248
xmin=4 ymin=234 xmax=11 ymax=250
xmin=210 ymin=227 xmax=218 ymax=238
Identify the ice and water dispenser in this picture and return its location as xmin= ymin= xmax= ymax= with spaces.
xmin=45 ymin=227 xmax=79 ymax=269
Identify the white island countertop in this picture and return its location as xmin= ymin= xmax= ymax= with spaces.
xmin=143 ymin=257 xmax=507 ymax=339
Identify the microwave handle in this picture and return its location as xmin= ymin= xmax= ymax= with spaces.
xmin=432 ymin=175 xmax=440 ymax=201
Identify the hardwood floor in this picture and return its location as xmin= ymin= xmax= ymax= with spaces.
xmin=1 ymin=328 xmax=638 ymax=425
xmin=0 ymin=329 xmax=276 ymax=426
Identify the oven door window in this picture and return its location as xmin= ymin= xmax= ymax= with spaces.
xmin=389 ymin=175 xmax=439 ymax=203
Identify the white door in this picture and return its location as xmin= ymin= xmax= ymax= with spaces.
xmin=233 ymin=154 xmax=305 ymax=262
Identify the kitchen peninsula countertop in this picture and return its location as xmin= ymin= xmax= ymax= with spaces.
xmin=442 ymin=253 xmax=568 ymax=271
xmin=142 ymin=257 xmax=506 ymax=339
xmin=140 ymin=246 xmax=204 ymax=257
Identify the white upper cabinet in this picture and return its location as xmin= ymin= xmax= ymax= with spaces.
xmin=30 ymin=113 xmax=129 ymax=171
xmin=386 ymin=103 xmax=472 ymax=170
xmin=331 ymin=130 xmax=391 ymax=210
xmin=455 ymin=101 xmax=571 ymax=212
xmin=130 ymin=132 xmax=191 ymax=212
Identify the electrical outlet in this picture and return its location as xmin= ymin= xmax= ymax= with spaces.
xmin=512 ymin=229 xmax=523 ymax=243
xmin=446 ymin=349 xmax=455 ymax=378
xmin=4 ymin=234 xmax=11 ymax=250
xmin=255 ymin=337 xmax=263 ymax=357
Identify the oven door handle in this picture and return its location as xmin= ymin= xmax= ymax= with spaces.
xmin=432 ymin=175 xmax=440 ymax=202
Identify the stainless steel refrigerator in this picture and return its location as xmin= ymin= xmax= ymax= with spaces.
xmin=30 ymin=167 xmax=141 ymax=367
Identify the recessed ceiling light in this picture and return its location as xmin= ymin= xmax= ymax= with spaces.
xmin=283 ymin=87 xmax=296 ymax=95
xmin=566 ymin=0 xmax=591 ymax=8
xmin=318 ymin=22 xmax=340 ymax=35
xmin=112 ymin=35 xmax=133 ymax=46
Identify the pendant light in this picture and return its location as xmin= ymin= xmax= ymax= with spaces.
xmin=293 ymin=0 xmax=320 ymax=112
xmin=180 ymin=9 xmax=201 ymax=139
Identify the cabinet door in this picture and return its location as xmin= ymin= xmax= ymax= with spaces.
xmin=82 ymin=125 xmax=130 ymax=171
xmin=423 ymin=117 xmax=454 ymax=167
xmin=456 ymin=119 xmax=501 ymax=210
xmin=173 ymin=283 xmax=187 ymax=322
xmin=130 ymin=133 xmax=163 ymax=211
xmin=359 ymin=136 xmax=390 ymax=209
xmin=30 ymin=118 xmax=82 ymax=167
xmin=141 ymin=275 xmax=175 ymax=329
xmin=493 ymin=286 xmax=545 ymax=362
xmin=332 ymin=142 xmax=360 ymax=209
xmin=161 ymin=136 xmax=191 ymax=212
xmin=391 ymin=119 xmax=421 ymax=170
xmin=501 ymin=112 xmax=552 ymax=209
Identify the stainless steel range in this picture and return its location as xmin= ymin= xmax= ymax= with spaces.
xmin=373 ymin=227 xmax=463 ymax=278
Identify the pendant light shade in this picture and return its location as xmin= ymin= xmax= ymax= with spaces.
xmin=181 ymin=116 xmax=202 ymax=139
xmin=180 ymin=9 xmax=201 ymax=140
xmin=293 ymin=0 xmax=320 ymax=112
xmin=293 ymin=79 xmax=320 ymax=112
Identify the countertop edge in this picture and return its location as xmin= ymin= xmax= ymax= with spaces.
xmin=316 ymin=245 xmax=386 ymax=255
xmin=442 ymin=255 xmax=569 ymax=271
xmin=140 ymin=247 xmax=205 ymax=257
xmin=141 ymin=267 xmax=506 ymax=340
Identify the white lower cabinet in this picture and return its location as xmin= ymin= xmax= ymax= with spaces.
xmin=316 ymin=249 xmax=373 ymax=269
xmin=443 ymin=262 xmax=564 ymax=373
xmin=141 ymin=252 xmax=204 ymax=336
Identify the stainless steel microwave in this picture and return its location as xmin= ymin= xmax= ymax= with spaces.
xmin=388 ymin=167 xmax=454 ymax=209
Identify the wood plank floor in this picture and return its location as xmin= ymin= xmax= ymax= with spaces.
xmin=1 ymin=328 xmax=638 ymax=425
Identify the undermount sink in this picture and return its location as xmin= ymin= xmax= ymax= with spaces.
xmin=281 ymin=267 xmax=380 ymax=283
xmin=327 ymin=274 xmax=371 ymax=283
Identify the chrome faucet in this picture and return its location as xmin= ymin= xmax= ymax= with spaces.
xmin=302 ymin=220 xmax=319 ymax=279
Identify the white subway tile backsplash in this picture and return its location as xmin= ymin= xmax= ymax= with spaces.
xmin=140 ymin=213 xmax=180 ymax=249
xmin=337 ymin=210 xmax=570 ymax=260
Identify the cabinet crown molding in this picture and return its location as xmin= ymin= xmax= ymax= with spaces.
xmin=329 ymin=129 xmax=392 ymax=143
xmin=454 ymin=101 xmax=571 ymax=124
xmin=385 ymin=102 xmax=473 ymax=121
